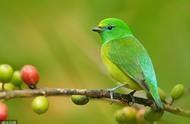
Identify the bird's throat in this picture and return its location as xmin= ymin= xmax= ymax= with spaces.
xmin=100 ymin=33 xmax=133 ymax=44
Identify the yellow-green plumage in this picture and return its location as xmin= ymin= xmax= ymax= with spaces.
xmin=93 ymin=18 xmax=163 ymax=109
xmin=101 ymin=38 xmax=141 ymax=90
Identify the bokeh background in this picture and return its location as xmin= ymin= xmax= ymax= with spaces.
xmin=0 ymin=0 xmax=190 ymax=124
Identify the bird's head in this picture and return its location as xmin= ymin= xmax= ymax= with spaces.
xmin=92 ymin=18 xmax=132 ymax=44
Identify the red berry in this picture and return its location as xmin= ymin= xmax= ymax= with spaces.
xmin=21 ymin=65 xmax=39 ymax=86
xmin=0 ymin=102 xmax=8 ymax=121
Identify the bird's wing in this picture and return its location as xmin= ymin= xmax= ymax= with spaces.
xmin=104 ymin=36 xmax=157 ymax=91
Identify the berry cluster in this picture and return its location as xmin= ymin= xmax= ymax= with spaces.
xmin=0 ymin=64 xmax=186 ymax=123
xmin=0 ymin=64 xmax=48 ymax=121
xmin=114 ymin=83 xmax=185 ymax=124
xmin=115 ymin=106 xmax=163 ymax=124
xmin=69 ymin=84 xmax=185 ymax=124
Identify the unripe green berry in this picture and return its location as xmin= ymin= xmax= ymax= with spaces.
xmin=32 ymin=96 xmax=49 ymax=115
xmin=144 ymin=107 xmax=164 ymax=122
xmin=11 ymin=71 xmax=23 ymax=88
xmin=115 ymin=110 xmax=126 ymax=123
xmin=170 ymin=84 xmax=185 ymax=100
xmin=4 ymin=83 xmax=16 ymax=91
xmin=115 ymin=107 xmax=137 ymax=124
xmin=158 ymin=87 xmax=166 ymax=101
xmin=0 ymin=64 xmax=14 ymax=83
xmin=71 ymin=95 xmax=89 ymax=105
xmin=0 ymin=83 xmax=16 ymax=91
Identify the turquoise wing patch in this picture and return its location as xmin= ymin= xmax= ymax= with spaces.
xmin=106 ymin=36 xmax=157 ymax=91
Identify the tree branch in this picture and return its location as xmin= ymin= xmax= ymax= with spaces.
xmin=0 ymin=88 xmax=189 ymax=118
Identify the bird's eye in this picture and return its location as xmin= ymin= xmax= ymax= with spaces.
xmin=107 ymin=26 xmax=113 ymax=30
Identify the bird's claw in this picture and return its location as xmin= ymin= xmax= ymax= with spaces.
xmin=107 ymin=89 xmax=114 ymax=104
xmin=107 ymin=83 xmax=128 ymax=102
xmin=128 ymin=90 xmax=136 ymax=105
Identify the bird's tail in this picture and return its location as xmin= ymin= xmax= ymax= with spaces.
xmin=149 ymin=87 xmax=163 ymax=109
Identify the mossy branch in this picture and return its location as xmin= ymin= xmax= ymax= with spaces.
xmin=0 ymin=88 xmax=189 ymax=118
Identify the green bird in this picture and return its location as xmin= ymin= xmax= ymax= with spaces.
xmin=92 ymin=18 xmax=163 ymax=109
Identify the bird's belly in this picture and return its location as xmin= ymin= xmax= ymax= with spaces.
xmin=101 ymin=55 xmax=142 ymax=90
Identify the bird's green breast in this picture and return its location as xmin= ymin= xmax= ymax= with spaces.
xmin=101 ymin=42 xmax=142 ymax=90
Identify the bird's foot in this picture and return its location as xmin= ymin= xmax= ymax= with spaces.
xmin=107 ymin=83 xmax=128 ymax=101
xmin=127 ymin=90 xmax=136 ymax=105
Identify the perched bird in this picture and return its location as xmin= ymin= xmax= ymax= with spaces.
xmin=92 ymin=18 xmax=163 ymax=109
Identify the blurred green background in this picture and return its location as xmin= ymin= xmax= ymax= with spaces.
xmin=0 ymin=0 xmax=190 ymax=124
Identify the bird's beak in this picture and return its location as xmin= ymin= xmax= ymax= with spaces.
xmin=92 ymin=27 xmax=103 ymax=33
